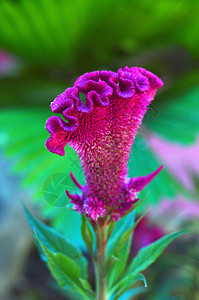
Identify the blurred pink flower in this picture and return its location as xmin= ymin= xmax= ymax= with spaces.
xmin=151 ymin=196 xmax=199 ymax=230
xmin=131 ymin=196 xmax=199 ymax=256
xmin=0 ymin=50 xmax=15 ymax=76
xmin=148 ymin=134 xmax=199 ymax=191
xmin=131 ymin=215 xmax=164 ymax=256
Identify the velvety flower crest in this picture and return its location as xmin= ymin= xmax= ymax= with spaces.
xmin=46 ymin=67 xmax=163 ymax=221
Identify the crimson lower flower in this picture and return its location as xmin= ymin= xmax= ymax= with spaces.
xmin=131 ymin=215 xmax=164 ymax=256
xmin=46 ymin=66 xmax=163 ymax=221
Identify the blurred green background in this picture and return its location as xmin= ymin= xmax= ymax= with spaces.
xmin=0 ymin=0 xmax=199 ymax=299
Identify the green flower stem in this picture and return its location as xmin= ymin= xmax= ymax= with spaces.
xmin=95 ymin=223 xmax=107 ymax=300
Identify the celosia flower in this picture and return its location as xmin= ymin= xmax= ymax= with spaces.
xmin=46 ymin=67 xmax=163 ymax=221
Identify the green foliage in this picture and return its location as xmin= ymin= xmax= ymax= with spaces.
xmin=115 ymin=287 xmax=147 ymax=300
xmin=79 ymin=278 xmax=95 ymax=299
xmin=112 ymin=273 xmax=147 ymax=300
xmin=107 ymin=211 xmax=135 ymax=259
xmin=35 ymin=233 xmax=93 ymax=299
xmin=107 ymin=240 xmax=132 ymax=291
xmin=106 ymin=212 xmax=147 ymax=290
xmin=108 ymin=231 xmax=187 ymax=299
xmin=23 ymin=202 xmax=188 ymax=299
xmin=25 ymin=205 xmax=95 ymax=299
xmin=134 ymin=232 xmax=199 ymax=300
xmin=0 ymin=108 xmax=85 ymax=242
xmin=105 ymin=215 xmax=187 ymax=298
xmin=81 ymin=216 xmax=95 ymax=257
xmin=0 ymin=75 xmax=67 ymax=106
xmin=24 ymin=204 xmax=88 ymax=279
xmin=112 ymin=212 xmax=148 ymax=259
xmin=146 ymin=85 xmax=199 ymax=144
xmin=0 ymin=0 xmax=199 ymax=70
xmin=127 ymin=231 xmax=188 ymax=275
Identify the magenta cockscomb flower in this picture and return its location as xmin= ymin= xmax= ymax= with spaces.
xmin=46 ymin=67 xmax=163 ymax=221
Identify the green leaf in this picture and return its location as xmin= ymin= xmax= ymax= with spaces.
xmin=0 ymin=108 xmax=84 ymax=244
xmin=81 ymin=216 xmax=94 ymax=258
xmin=146 ymin=85 xmax=199 ymax=144
xmin=107 ymin=241 xmax=132 ymax=291
xmin=24 ymin=204 xmax=88 ymax=279
xmin=79 ymin=278 xmax=95 ymax=299
xmin=107 ymin=210 xmax=135 ymax=259
xmin=107 ymin=221 xmax=115 ymax=240
xmin=1 ymin=0 xmax=199 ymax=70
xmin=0 ymin=75 xmax=66 ymax=106
xmin=106 ymin=212 xmax=147 ymax=290
xmin=112 ymin=273 xmax=147 ymax=300
xmin=114 ymin=286 xmax=146 ymax=300
xmin=127 ymin=231 xmax=188 ymax=275
xmin=113 ymin=212 xmax=148 ymax=260
xmin=106 ymin=211 xmax=136 ymax=290
xmin=34 ymin=232 xmax=91 ymax=299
